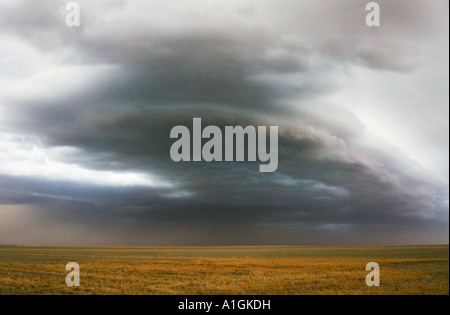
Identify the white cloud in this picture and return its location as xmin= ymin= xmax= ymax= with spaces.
xmin=0 ymin=133 xmax=172 ymax=188
xmin=0 ymin=63 xmax=118 ymax=104
xmin=328 ymin=62 xmax=449 ymax=184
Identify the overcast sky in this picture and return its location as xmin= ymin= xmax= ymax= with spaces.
xmin=0 ymin=0 xmax=448 ymax=246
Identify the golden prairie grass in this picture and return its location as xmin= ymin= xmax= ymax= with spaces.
xmin=0 ymin=245 xmax=448 ymax=295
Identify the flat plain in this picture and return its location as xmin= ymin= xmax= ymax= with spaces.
xmin=0 ymin=245 xmax=448 ymax=295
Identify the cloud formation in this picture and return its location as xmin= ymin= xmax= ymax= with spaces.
xmin=0 ymin=0 xmax=448 ymax=245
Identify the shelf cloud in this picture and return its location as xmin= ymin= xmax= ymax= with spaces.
xmin=0 ymin=0 xmax=448 ymax=245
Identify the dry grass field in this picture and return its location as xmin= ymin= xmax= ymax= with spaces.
xmin=0 ymin=245 xmax=448 ymax=295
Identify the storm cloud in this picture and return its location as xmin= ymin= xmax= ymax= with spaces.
xmin=0 ymin=0 xmax=448 ymax=245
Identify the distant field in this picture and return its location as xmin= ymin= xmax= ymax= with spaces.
xmin=0 ymin=245 xmax=448 ymax=295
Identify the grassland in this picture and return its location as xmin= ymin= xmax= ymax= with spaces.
xmin=0 ymin=245 xmax=448 ymax=295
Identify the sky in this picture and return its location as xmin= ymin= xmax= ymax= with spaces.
xmin=0 ymin=0 xmax=448 ymax=246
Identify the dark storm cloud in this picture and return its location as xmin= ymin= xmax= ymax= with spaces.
xmin=1 ymin=170 xmax=447 ymax=246
xmin=0 ymin=0 xmax=448 ymax=245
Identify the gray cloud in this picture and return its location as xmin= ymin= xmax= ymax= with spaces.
xmin=0 ymin=0 xmax=448 ymax=245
